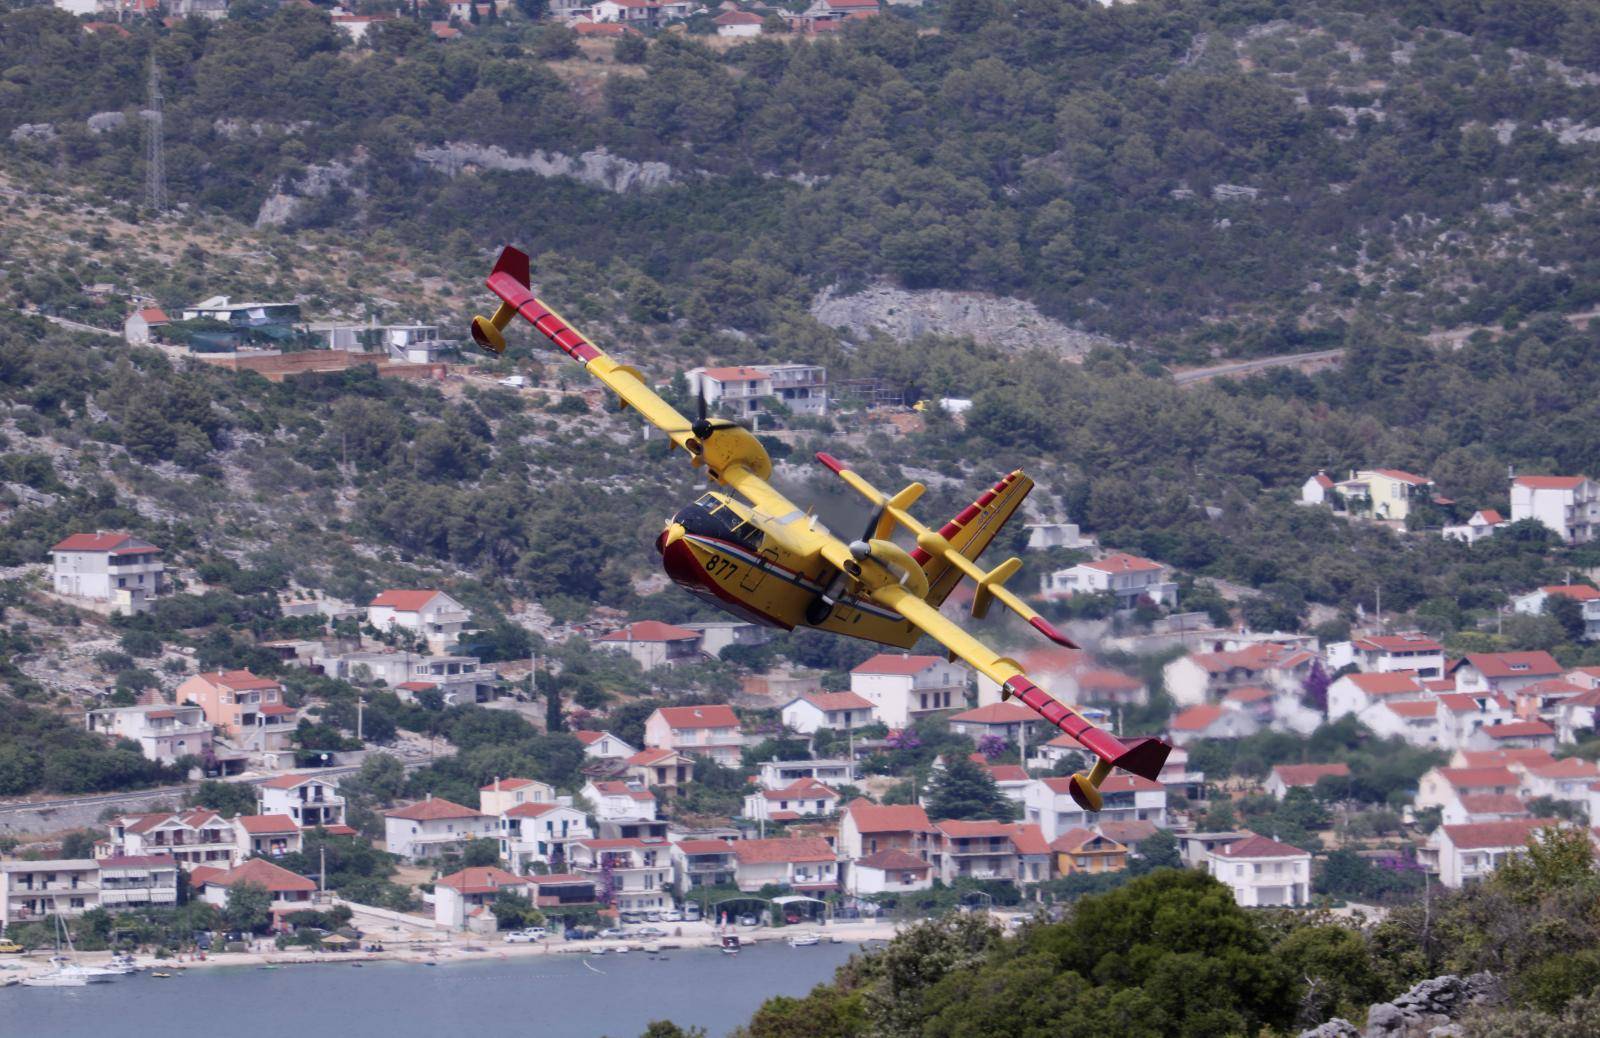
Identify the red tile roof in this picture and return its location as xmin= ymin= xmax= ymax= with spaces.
xmin=855 ymin=849 xmax=930 ymax=871
xmin=1440 ymin=818 xmax=1559 ymax=850
xmin=1457 ymin=794 xmax=1528 ymax=815
xmin=1370 ymin=468 xmax=1431 ymax=485
xmin=1459 ymin=652 xmax=1563 ymax=680
xmin=1224 ymin=685 xmax=1275 ymax=704
xmin=1437 ymin=767 xmax=1518 ymax=790
xmin=383 ymin=797 xmax=483 ymax=821
xmin=1096 ymin=820 xmax=1159 ymax=846
xmin=675 ymin=839 xmax=735 ymax=855
xmin=1343 ymin=671 xmax=1425 ymax=695
xmin=599 ymin=620 xmax=700 ymax=643
xmin=1513 ymin=476 xmax=1588 ymax=490
xmin=1075 ymin=669 xmax=1143 ymax=692
xmin=948 ymin=702 xmax=1037 ymax=725
xmin=52 ymin=532 xmax=160 ymax=555
xmin=503 ymin=802 xmax=562 ymax=819
xmin=1385 ymin=700 xmax=1441 ymax=719
xmin=573 ymin=730 xmax=612 ymax=745
xmin=763 ymin=778 xmax=839 ymax=800
xmin=1483 ymin=720 xmax=1555 ymax=740
xmin=207 ymin=857 xmax=317 ymax=893
xmin=852 ymin=653 xmax=947 ymax=676
xmin=1271 ymin=763 xmax=1351 ymax=787
xmin=236 ymin=814 xmax=298 ymax=835
xmin=436 ymin=866 xmax=527 ymax=895
xmin=259 ymin=772 xmax=333 ymax=789
xmin=1437 ymin=692 xmax=1508 ymax=714
xmin=984 ymin=764 xmax=1029 ymax=783
xmin=653 ymin=704 xmax=739 ymax=729
xmin=1170 ymin=704 xmax=1224 ymax=731
xmin=369 ymin=589 xmax=442 ymax=611
xmin=732 ymin=837 xmax=835 ymax=864
xmin=1214 ymin=833 xmax=1308 ymax=859
xmin=1457 ymin=749 xmax=1556 ymax=769
xmin=713 ymin=10 xmax=763 ymax=23
xmin=97 ymin=853 xmax=177 ymax=869
xmin=197 ymin=669 xmax=279 ymax=692
xmin=798 ymin=691 xmax=874 ymax=712
xmin=479 ymin=777 xmax=542 ymax=791
xmin=1080 ymin=552 xmax=1162 ymax=574
xmin=590 ymin=780 xmax=655 ymax=801
xmin=627 ymin=748 xmax=682 ymax=766
xmin=1529 ymin=757 xmax=1600 ymax=779
xmin=1541 ymin=585 xmax=1600 ymax=602
xmin=845 ymin=799 xmax=932 ymax=833
xmin=1050 ymin=827 xmax=1122 ymax=853
xmin=1354 ymin=634 xmax=1443 ymax=653
xmin=700 ymin=366 xmax=769 ymax=382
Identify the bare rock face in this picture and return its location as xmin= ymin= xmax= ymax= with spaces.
xmin=86 ymin=111 xmax=127 ymax=134
xmin=1297 ymin=973 xmax=1503 ymax=1038
xmin=810 ymin=281 xmax=1122 ymax=360
xmin=413 ymin=143 xmax=679 ymax=194
xmin=254 ymin=161 xmax=364 ymax=228
xmin=9 ymin=123 xmax=55 ymax=144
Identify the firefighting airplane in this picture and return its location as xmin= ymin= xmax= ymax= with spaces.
xmin=471 ymin=246 xmax=1170 ymax=810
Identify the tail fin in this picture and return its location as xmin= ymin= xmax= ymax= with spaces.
xmin=914 ymin=470 xmax=1032 ymax=608
xmin=471 ymin=246 xmax=533 ymax=354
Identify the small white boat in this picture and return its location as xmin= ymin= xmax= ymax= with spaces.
xmin=720 ymin=933 xmax=741 ymax=955
xmin=787 ymin=932 xmax=821 ymax=947
xmin=23 ymin=971 xmax=89 ymax=987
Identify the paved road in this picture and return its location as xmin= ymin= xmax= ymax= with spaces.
xmin=22 ymin=309 xmax=122 ymax=339
xmin=1170 ymin=347 xmax=1346 ymax=385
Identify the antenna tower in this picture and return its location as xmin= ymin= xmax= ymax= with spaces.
xmin=145 ymin=56 xmax=167 ymax=213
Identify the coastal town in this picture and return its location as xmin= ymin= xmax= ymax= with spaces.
xmin=6 ymin=437 xmax=1600 ymax=983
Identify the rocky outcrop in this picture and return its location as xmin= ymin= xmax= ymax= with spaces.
xmin=86 ymin=111 xmax=127 ymax=134
xmin=9 ymin=123 xmax=55 ymax=144
xmin=413 ymin=143 xmax=679 ymax=194
xmin=810 ymin=281 xmax=1122 ymax=360
xmin=1298 ymin=973 xmax=1503 ymax=1038
xmin=254 ymin=160 xmax=364 ymax=228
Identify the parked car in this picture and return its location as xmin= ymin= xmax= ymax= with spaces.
xmin=503 ymin=929 xmax=546 ymax=944
xmin=738 ymin=915 xmax=759 ymax=927
xmin=684 ymin=904 xmax=702 ymax=921
xmin=635 ymin=926 xmax=667 ymax=938
xmin=563 ymin=928 xmax=596 ymax=941
xmin=620 ymin=912 xmax=643 ymax=925
xmin=785 ymin=913 xmax=802 ymax=925
xmin=598 ymin=927 xmax=626 ymax=940
xmin=645 ymin=911 xmax=662 ymax=923
xmin=661 ymin=909 xmax=683 ymax=923
xmin=0 ymin=940 xmax=24 ymax=954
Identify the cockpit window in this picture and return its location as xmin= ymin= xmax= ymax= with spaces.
xmin=674 ymin=496 xmax=761 ymax=552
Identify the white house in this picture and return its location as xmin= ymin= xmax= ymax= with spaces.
xmin=582 ymin=780 xmax=658 ymax=822
xmin=574 ymin=730 xmax=637 ymax=760
xmin=595 ymin=621 xmax=704 ymax=671
xmin=499 ymin=802 xmax=593 ymax=873
xmin=84 ymin=702 xmax=211 ymax=765
xmin=1024 ymin=521 xmax=1092 ymax=551
xmin=233 ymin=814 xmax=302 ymax=859
xmin=1038 ymin=552 xmax=1177 ymax=609
xmin=1326 ymin=670 xmax=1427 ymax=720
xmin=947 ymin=702 xmax=1047 ymax=745
xmin=1349 ymin=634 xmax=1446 ymax=677
xmin=757 ymin=759 xmax=857 ymax=790
xmin=742 ymin=778 xmax=840 ymax=822
xmin=626 ymin=749 xmax=695 ymax=789
xmin=192 ymin=858 xmax=316 ymax=930
xmin=1512 ymin=585 xmax=1600 ymax=640
xmin=672 ymin=839 xmax=738 ymax=894
xmin=1162 ymin=643 xmax=1317 ymax=708
xmin=1265 ymin=763 xmax=1350 ymax=800
xmin=382 ymin=796 xmax=496 ymax=861
xmin=367 ymin=589 xmax=474 ymax=652
xmin=1205 ymin=833 xmax=1311 ymax=907
xmin=1022 ymin=774 xmax=1165 ymax=843
xmin=850 ymin=654 xmax=969 ymax=728
xmin=433 ymin=866 xmax=529 ymax=931
xmin=1518 ymin=757 xmax=1600 ymax=804
xmin=643 ymin=704 xmax=745 ymax=767
xmin=1442 ymin=509 xmax=1508 ymax=544
xmin=1435 ymin=693 xmax=1516 ymax=750
xmin=258 ymin=773 xmax=347 ymax=828
xmin=0 ymin=859 xmax=101 ymax=928
xmin=1451 ymin=652 xmax=1564 ymax=697
xmin=781 ymin=691 xmax=876 ymax=735
xmin=1554 ymin=688 xmax=1600 ymax=743
xmin=846 ymin=849 xmax=934 ymax=895
xmin=479 ymin=776 xmax=556 ymax=817
xmin=1361 ymin=698 xmax=1442 ymax=747
xmin=1510 ymin=475 xmax=1599 ymax=544
xmin=1422 ymin=818 xmax=1557 ymax=888
xmin=758 ymin=363 xmax=828 ymax=416
xmin=731 ymin=837 xmax=839 ymax=893
xmin=1300 ymin=472 xmax=1334 ymax=505
xmin=1479 ymin=720 xmax=1557 ymax=752
xmin=569 ymin=837 xmax=674 ymax=914
xmin=1415 ymin=766 xmax=1521 ymax=819
xmin=1168 ymin=704 xmax=1259 ymax=746
xmin=50 ymin=532 xmax=165 ymax=613
xmin=123 ymin=306 xmax=170 ymax=345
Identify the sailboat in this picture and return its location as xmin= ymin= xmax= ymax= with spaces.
xmin=25 ymin=915 xmax=114 ymax=985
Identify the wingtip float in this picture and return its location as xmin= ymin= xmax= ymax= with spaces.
xmin=474 ymin=244 xmax=1173 ymax=815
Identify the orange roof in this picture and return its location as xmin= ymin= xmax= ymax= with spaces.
xmin=799 ymin=691 xmax=874 ymax=712
xmin=572 ymin=730 xmax=613 ymax=745
xmin=1519 ymin=678 xmax=1587 ymax=696
xmin=1437 ymin=692 xmax=1510 ymax=714
xmin=259 ymin=773 xmax=333 ymax=790
xmin=763 ymin=777 xmax=839 ymax=800
xmin=855 ymin=849 xmax=930 ymax=871
xmin=1214 ymin=833 xmax=1308 ymax=859
xmin=1370 ymin=468 xmax=1431 ymax=485
xmin=52 ymin=532 xmax=159 ymax=555
xmin=589 ymin=781 xmax=655 ymax=801
xmin=599 ymin=621 xmax=700 ymax=643
xmin=1080 ymin=552 xmax=1162 ymax=574
xmin=1457 ymin=749 xmax=1556 ymax=768
xmin=626 ymin=748 xmax=682 ymax=766
xmin=676 ymin=839 xmax=735 ymax=855
xmin=713 ymin=10 xmax=763 ymax=22
xmin=852 ymin=653 xmax=947 ymax=675
xmin=1483 ymin=720 xmax=1555 ymax=740
xmin=983 ymin=763 xmax=1029 ymax=783
xmin=1513 ymin=476 xmax=1588 ymax=490
xmin=383 ymin=797 xmax=482 ymax=821
xmin=1528 ymin=758 xmax=1600 ymax=779
xmin=197 ymin=669 xmax=279 ymax=692
xmin=1457 ymin=794 xmax=1527 ymax=815
xmin=1224 ymin=685 xmax=1275 ymax=704
xmin=1385 ymin=700 xmax=1440 ymax=719
xmin=1438 ymin=767 xmax=1518 ymax=789
xmin=207 ymin=858 xmax=317 ymax=893
xmin=1170 ymin=704 xmax=1224 ymax=731
xmin=370 ymin=589 xmax=442 ymax=611
xmin=1458 ymin=652 xmax=1563 ymax=679
xmin=1050 ymin=827 xmax=1123 ymax=853
xmin=1271 ymin=763 xmax=1350 ymax=787
xmin=948 ymin=702 xmax=1037 ymax=725
xmin=1354 ymin=634 xmax=1443 ymax=653
xmin=1343 ymin=671 xmax=1424 ymax=695
xmin=845 ymin=799 xmax=932 ymax=833
xmin=503 ymin=802 xmax=562 ymax=819
xmin=479 ymin=777 xmax=542 ymax=791
xmin=1096 ymin=820 xmax=1158 ymax=846
xmin=436 ymin=866 xmax=527 ymax=895
xmin=137 ymin=307 xmax=170 ymax=323
xmin=236 ymin=814 xmax=298 ymax=835
xmin=1541 ymin=585 xmax=1600 ymax=602
xmin=1440 ymin=818 xmax=1559 ymax=849
xmin=1075 ymin=669 xmax=1142 ymax=692
xmin=700 ymin=366 xmax=769 ymax=382
xmin=653 ymin=704 xmax=739 ymax=729
xmin=732 ymin=837 xmax=835 ymax=864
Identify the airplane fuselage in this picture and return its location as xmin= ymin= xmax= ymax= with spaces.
xmin=655 ymin=492 xmax=921 ymax=649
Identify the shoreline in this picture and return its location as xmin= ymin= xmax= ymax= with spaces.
xmin=1 ymin=920 xmax=908 ymax=981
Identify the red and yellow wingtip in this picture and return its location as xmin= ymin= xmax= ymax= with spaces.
xmin=471 ymin=246 xmax=533 ymax=353
xmin=1001 ymin=674 xmax=1172 ymax=810
xmin=1028 ymin=615 xmax=1079 ymax=650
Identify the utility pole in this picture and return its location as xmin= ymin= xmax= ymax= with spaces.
xmin=356 ymin=694 xmax=364 ymax=742
xmin=319 ymin=844 xmax=327 ymax=894
xmin=1374 ymin=586 xmax=1382 ymax=632
xmin=144 ymin=56 xmax=166 ymax=213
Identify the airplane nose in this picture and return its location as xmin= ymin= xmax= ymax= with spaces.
xmin=656 ymin=523 xmax=685 ymax=556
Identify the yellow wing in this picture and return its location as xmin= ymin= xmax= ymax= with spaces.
xmin=473 ymin=246 xmax=697 ymax=455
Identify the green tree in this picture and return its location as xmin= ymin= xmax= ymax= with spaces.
xmin=224 ymin=881 xmax=273 ymax=935
xmin=461 ymin=838 xmax=501 ymax=868
xmin=187 ymin=779 xmax=259 ymax=818
xmin=924 ymin=755 xmax=1015 ymax=821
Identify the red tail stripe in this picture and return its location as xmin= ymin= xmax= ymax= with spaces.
xmin=1004 ymin=676 xmax=1127 ymax=761
xmin=815 ymin=452 xmax=846 ymax=475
